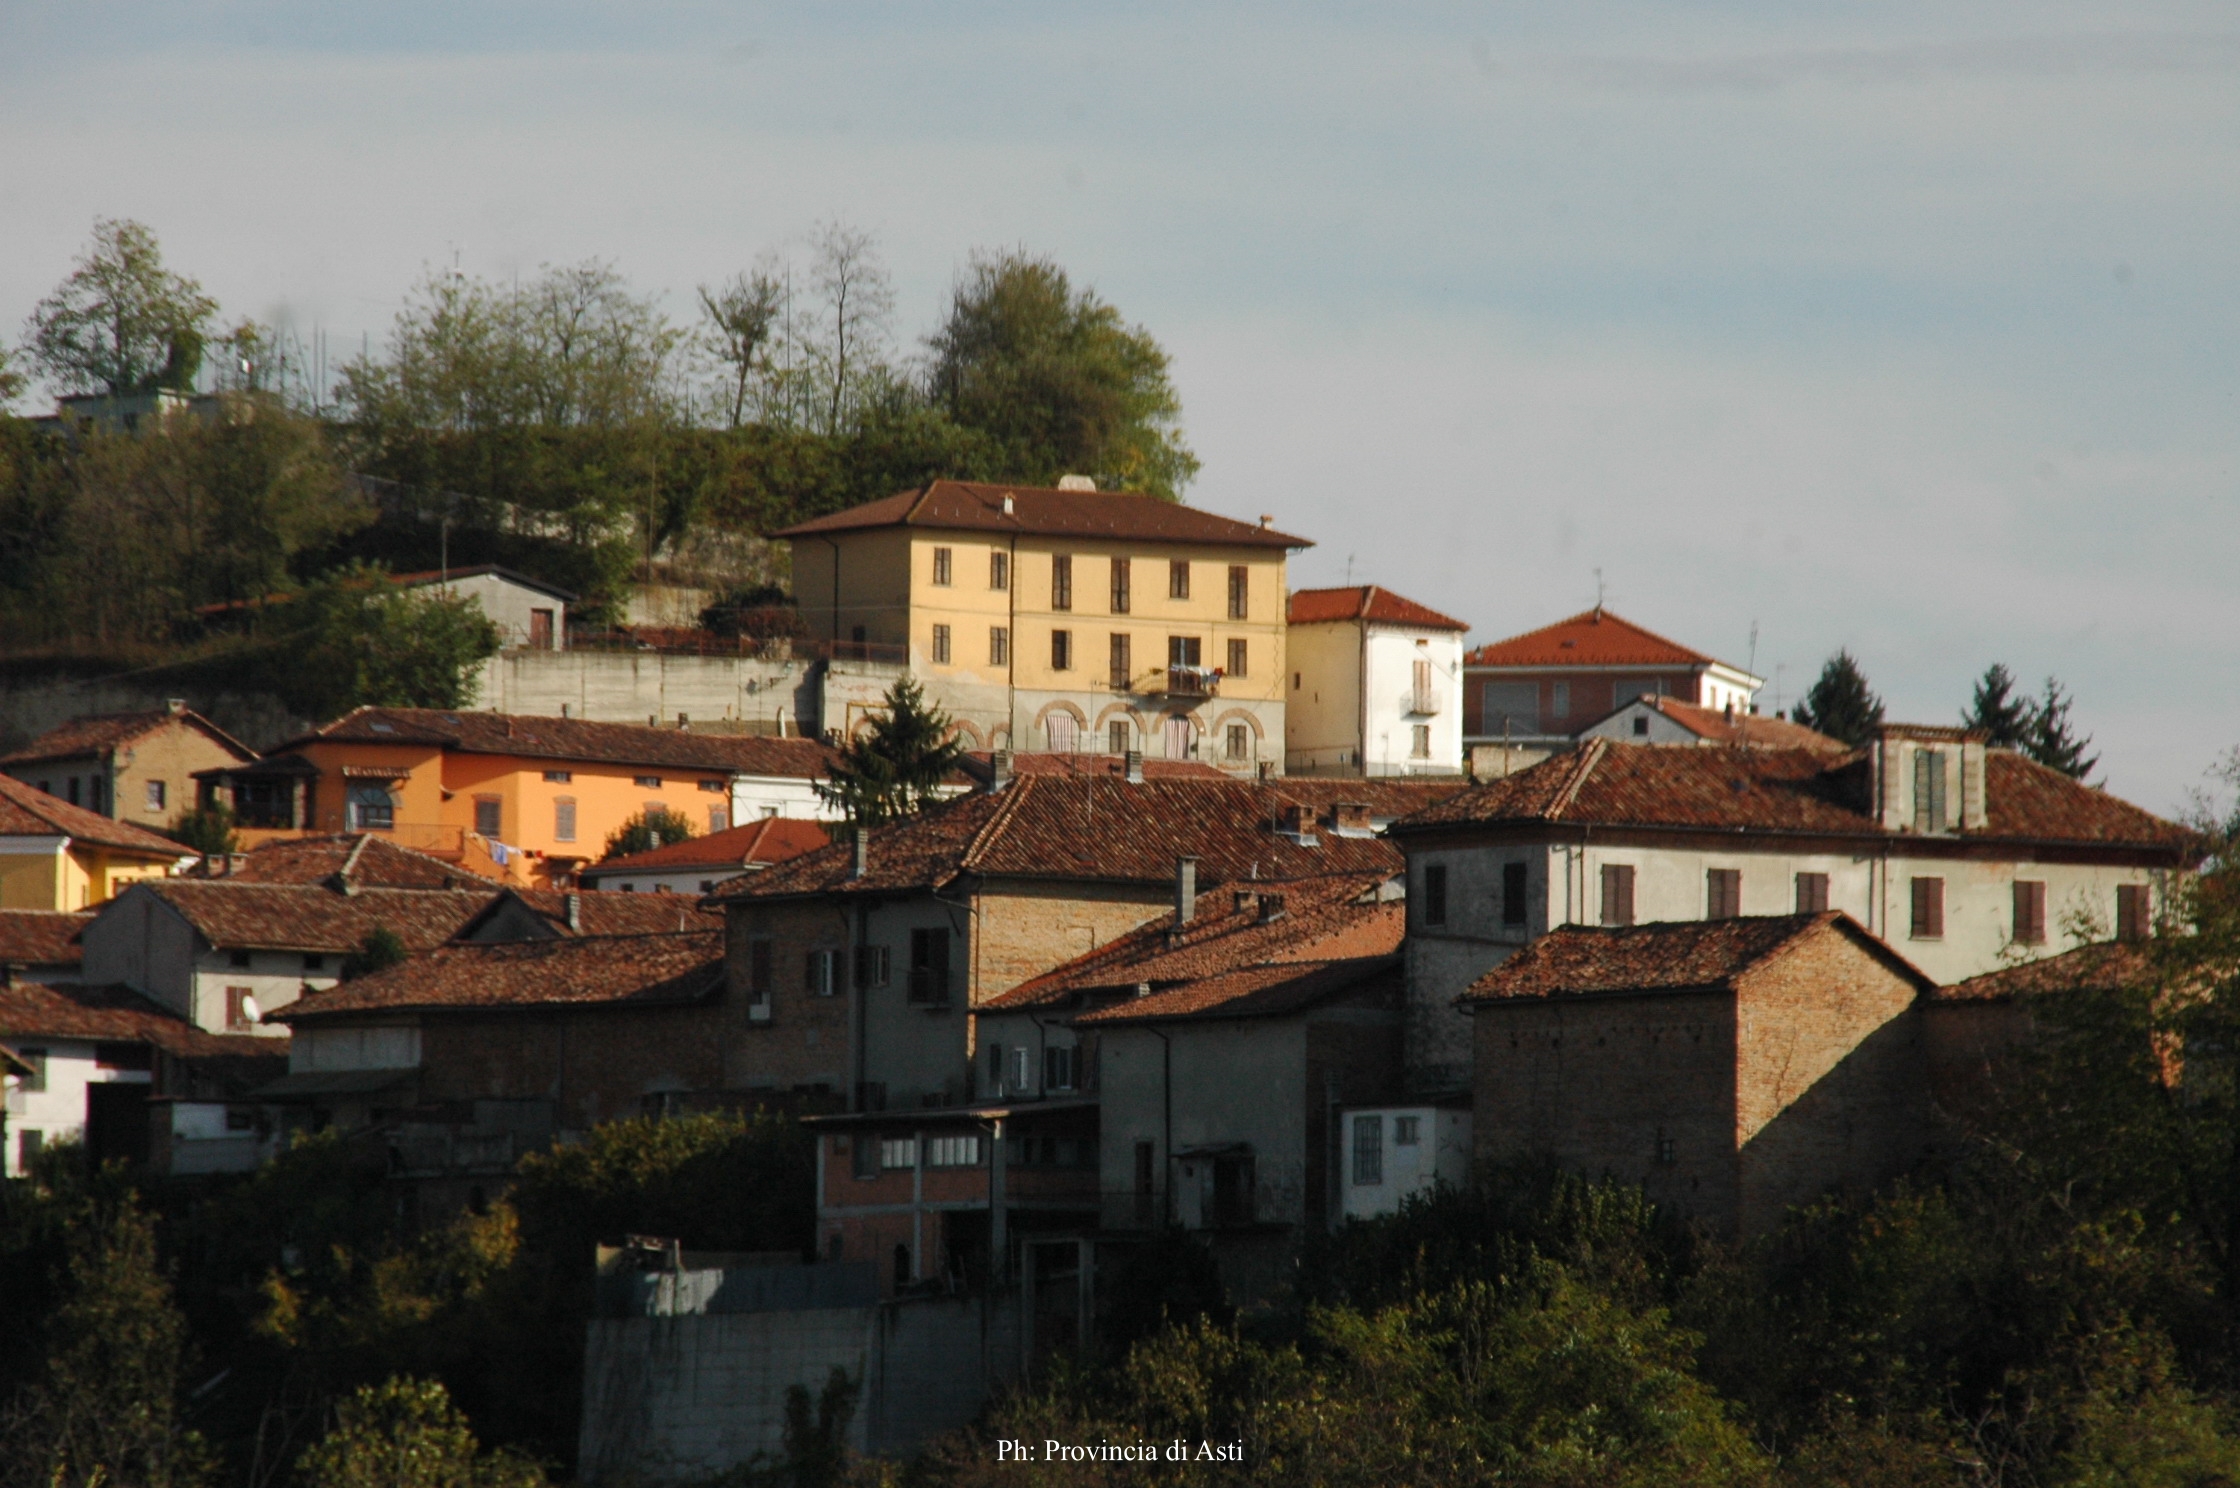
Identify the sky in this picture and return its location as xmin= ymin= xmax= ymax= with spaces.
xmin=2 ymin=2 xmax=2235 ymax=816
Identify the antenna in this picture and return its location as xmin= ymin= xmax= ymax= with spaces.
xmin=1345 ymin=554 xmax=1355 ymax=585
xmin=1746 ymin=621 xmax=1759 ymax=679
xmin=1593 ymin=568 xmax=1605 ymax=614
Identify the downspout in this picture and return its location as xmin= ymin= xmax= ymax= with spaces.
xmin=852 ymin=900 xmax=870 ymax=1110
xmin=1147 ymin=1023 xmax=1173 ymax=1226
xmin=1007 ymin=530 xmax=1020 ymax=752
xmin=1357 ymin=620 xmax=1370 ymax=777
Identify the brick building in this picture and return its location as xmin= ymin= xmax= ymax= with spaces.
xmin=1463 ymin=913 xmax=1936 ymax=1237
xmin=1463 ymin=608 xmax=1763 ymax=752
xmin=1 ymin=701 xmax=255 ymax=833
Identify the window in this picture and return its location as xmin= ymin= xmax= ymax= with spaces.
xmin=1352 ymin=1115 xmax=1383 ymax=1185
xmin=1411 ymin=725 xmax=1431 ymax=759
xmin=1601 ymin=864 xmax=1636 ymax=926
xmin=634 ymin=775 xmax=662 ymax=789
xmin=931 ymin=624 xmax=951 ymax=664
xmin=17 ymin=1131 xmax=41 ymax=1166
xmin=16 ymin=1048 xmax=46 ymax=1093
xmin=1394 ymin=1115 xmax=1422 ymax=1145
xmin=1502 ymin=862 xmax=1529 ymax=926
xmin=709 ymin=807 xmax=729 ymax=833
xmin=66 ymin=777 xmax=79 ymax=806
xmin=908 ymin=928 xmax=951 ymax=1005
xmin=989 ymin=551 xmax=1009 ymax=590
xmin=893 ymin=1243 xmax=911 ymax=1287
xmin=928 ymin=1135 xmax=982 ymax=1167
xmin=1796 ymin=872 xmax=1830 ymax=913
xmin=1108 ymin=721 xmax=1130 ymax=755
xmin=852 ymin=1135 xmax=878 ymax=1181
xmin=1051 ymin=629 xmax=1072 ymax=670
xmin=145 ymin=780 xmax=166 ymax=811
xmin=225 ymin=986 xmax=256 ymax=1031
xmin=474 ymin=797 xmax=502 ymax=837
xmin=554 ymin=798 xmax=577 ymax=842
xmin=1706 ymin=868 xmax=1741 ymax=920
xmin=1227 ymin=565 xmax=1248 ymax=620
xmin=989 ymin=626 xmax=1009 ymax=666
xmin=1226 ymin=725 xmax=1250 ymax=762
xmin=543 ymin=770 xmax=572 ymax=783
xmin=1656 ymin=1133 xmax=1677 ymax=1165
xmin=1910 ymin=877 xmax=1945 ymax=939
xmin=932 ymin=546 xmax=952 ymax=585
xmin=348 ymin=783 xmax=394 ymax=830
xmin=1046 ymin=713 xmax=1078 ymax=752
xmin=880 ymin=1137 xmax=918 ymax=1170
xmin=1423 ymin=864 xmax=1448 ymax=927
xmin=1051 ymin=554 xmax=1072 ymax=610
xmin=746 ymin=939 xmax=774 ymax=1009
xmin=986 ymin=1041 xmax=1005 ymax=1093
xmin=1045 ymin=1044 xmax=1078 ymax=1092
xmin=1110 ymin=557 xmax=1131 ymax=613
xmin=2009 ymin=880 xmax=2047 ymax=944
xmin=1109 ymin=633 xmax=1132 ymax=690
xmin=698 ymin=778 xmax=727 ymax=793
xmin=1481 ymin=683 xmax=1538 ymax=735
xmin=1633 ymin=715 xmax=1649 ymax=736
xmin=1009 ymin=1046 xmax=1032 ymax=1092
xmin=229 ymin=950 xmax=252 ymax=969
xmin=1413 ymin=658 xmax=1434 ymax=713
xmin=1915 ymin=749 xmax=1948 ymax=832
xmin=1168 ymin=560 xmax=1190 ymax=600
xmin=2117 ymin=884 xmax=2151 ymax=942
xmin=1168 ymin=634 xmax=1201 ymax=668
xmin=1163 ymin=716 xmax=1193 ymax=760
xmin=855 ymin=945 xmax=890 ymax=989
xmin=1551 ymin=681 xmax=1571 ymax=720
xmin=302 ymin=954 xmax=325 ymax=972
xmin=1226 ymin=638 xmax=1247 ymax=677
xmin=805 ymin=949 xmax=841 ymax=997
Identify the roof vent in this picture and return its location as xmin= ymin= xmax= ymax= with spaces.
xmin=1056 ymin=475 xmax=1096 ymax=492
xmin=1123 ymin=750 xmax=1144 ymax=784
xmin=1175 ymin=856 xmax=1199 ymax=925
xmin=850 ymin=826 xmax=869 ymax=880
xmin=1135 ymin=980 xmax=1152 ymax=999
xmin=1258 ymin=514 xmax=1273 ymax=528
xmin=166 ymin=698 xmax=187 ymax=714
xmin=1001 ymin=494 xmax=1016 ymax=515
xmin=565 ymin=892 xmax=582 ymax=932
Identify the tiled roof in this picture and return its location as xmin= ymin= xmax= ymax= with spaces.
xmin=1462 ymin=913 xmax=1935 ymax=1004
xmin=1287 ymin=585 xmax=1468 ymax=631
xmin=461 ymin=888 xmax=723 ymax=938
xmin=0 ymin=910 xmax=91 ymax=969
xmin=582 ymin=817 xmax=830 ymax=876
xmin=1936 ymin=942 xmax=2157 ymax=1002
xmin=713 ymin=777 xmax=1410 ymax=902
xmin=0 ymin=774 xmax=194 ymax=856
xmin=958 ymin=752 xmax=1230 ymax=785
xmin=985 ymin=872 xmax=1403 ymax=1010
xmin=0 ymin=979 xmax=278 ymax=1057
xmin=1628 ymin=696 xmax=1848 ymax=754
xmin=190 ymin=833 xmax=491 ymax=890
xmin=135 ymin=882 xmax=495 ymax=953
xmin=1077 ymin=956 xmax=1403 ymax=1026
xmin=0 ymin=706 xmax=254 ymax=768
xmin=381 ymin=564 xmax=577 ymax=600
xmin=775 ymin=480 xmax=1311 ymax=550
xmin=275 ymin=931 xmax=724 ymax=1020
xmin=283 ymin=709 xmax=840 ymax=780
xmin=1465 ymin=609 xmax=1735 ymax=670
xmin=1393 ymin=738 xmax=2201 ymax=857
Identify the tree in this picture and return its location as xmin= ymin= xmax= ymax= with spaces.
xmin=0 ymin=344 xmax=26 ymax=406
xmin=927 ymin=249 xmax=1200 ymax=499
xmin=296 ymin=1377 xmax=544 ymax=1488
xmin=2024 ymin=675 xmax=2098 ymax=780
xmin=600 ymin=808 xmax=695 ymax=860
xmin=273 ymin=563 xmax=502 ymax=719
xmin=24 ymin=219 xmax=219 ymax=397
xmin=816 ymin=674 xmax=966 ymax=826
xmin=697 ymin=271 xmax=784 ymax=428
xmin=341 ymin=926 xmax=409 ymax=981
xmin=167 ymin=803 xmax=240 ymax=857
xmin=1960 ymin=662 xmax=2033 ymax=747
xmin=805 ymin=221 xmax=896 ymax=436
xmin=1791 ymin=650 xmax=1885 ymax=747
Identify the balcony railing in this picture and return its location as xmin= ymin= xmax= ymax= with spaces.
xmin=1408 ymin=686 xmax=1444 ymax=716
xmin=1164 ymin=665 xmax=1223 ymax=697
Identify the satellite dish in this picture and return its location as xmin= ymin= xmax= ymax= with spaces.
xmin=240 ymin=993 xmax=261 ymax=1025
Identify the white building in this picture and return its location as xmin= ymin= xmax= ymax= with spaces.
xmin=577 ymin=817 xmax=831 ymax=896
xmin=1339 ymin=1102 xmax=1472 ymax=1222
xmin=1464 ymin=608 xmax=1763 ymax=753
xmin=1286 ymin=586 xmax=1468 ymax=778
xmin=1578 ymin=694 xmax=1847 ymax=754
xmin=391 ymin=565 xmax=575 ymax=651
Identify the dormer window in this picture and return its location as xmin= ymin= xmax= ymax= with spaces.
xmin=1915 ymin=749 xmax=1948 ymax=833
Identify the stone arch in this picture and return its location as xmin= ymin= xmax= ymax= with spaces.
xmin=1209 ymin=707 xmax=1265 ymax=766
xmin=1033 ymin=701 xmax=1089 ymax=753
xmin=945 ymin=718 xmax=987 ymax=751
xmin=1092 ymin=703 xmax=1150 ymax=754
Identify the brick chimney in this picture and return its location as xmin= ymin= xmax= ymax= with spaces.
xmin=850 ymin=826 xmax=869 ymax=879
xmin=1329 ymin=802 xmax=1373 ymax=838
xmin=1278 ymin=803 xmax=1319 ymax=847
xmin=1174 ymin=856 xmax=1198 ymax=925
xmin=1123 ymin=750 xmax=1144 ymax=784
xmin=990 ymin=750 xmax=1014 ymax=789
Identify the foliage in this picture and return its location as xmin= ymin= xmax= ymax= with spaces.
xmin=700 ymin=583 xmax=810 ymax=641
xmin=2023 ymin=676 xmax=2099 ymax=780
xmin=1791 ymin=649 xmax=1885 ymax=747
xmin=0 ymin=344 xmax=26 ymax=405
xmin=263 ymin=561 xmax=502 ymax=718
xmin=698 ymin=271 xmax=785 ymax=430
xmin=24 ymin=218 xmax=219 ymax=397
xmin=782 ymin=1368 xmax=860 ymax=1488
xmin=1098 ymin=1229 xmax=1234 ymax=1354
xmin=815 ymin=674 xmax=966 ymax=826
xmin=1960 ymin=663 xmax=2034 ymax=748
xmin=296 ymin=1376 xmax=547 ymax=1488
xmin=602 ymin=807 xmax=697 ymax=860
xmin=341 ymin=926 xmax=410 ymax=981
xmin=927 ymin=250 xmax=1199 ymax=499
xmin=167 ymin=801 xmax=240 ymax=857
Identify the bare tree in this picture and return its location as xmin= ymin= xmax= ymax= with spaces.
xmin=805 ymin=221 xmax=895 ymax=435
xmin=697 ymin=270 xmax=784 ymax=428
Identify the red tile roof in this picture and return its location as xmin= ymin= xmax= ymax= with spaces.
xmin=775 ymin=480 xmax=1311 ymax=550
xmin=1464 ymin=609 xmax=1733 ymax=670
xmin=275 ymin=931 xmax=723 ymax=1020
xmin=460 ymin=888 xmax=722 ymax=938
xmin=1462 ymin=913 xmax=1934 ymax=1004
xmin=959 ymin=752 xmax=1230 ymax=784
xmin=1394 ymin=738 xmax=2201 ymax=858
xmin=188 ymin=833 xmax=491 ymax=890
xmin=0 ymin=707 xmax=254 ymax=768
xmin=132 ymin=881 xmax=496 ymax=953
xmin=0 ymin=774 xmax=194 ymax=856
xmin=1287 ymin=585 xmax=1467 ymax=631
xmin=0 ymin=911 xmax=91 ymax=969
xmin=985 ymin=872 xmax=1404 ymax=1009
xmin=1935 ymin=941 xmax=2157 ymax=1002
xmin=582 ymin=817 xmax=831 ymax=876
xmin=283 ymin=709 xmax=839 ymax=780
xmin=1076 ymin=956 xmax=1403 ymax=1026
xmin=0 ymin=979 xmax=281 ymax=1057
xmin=1621 ymin=696 xmax=1849 ymax=754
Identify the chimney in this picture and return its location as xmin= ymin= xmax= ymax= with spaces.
xmin=1174 ymin=857 xmax=1198 ymax=925
xmin=1256 ymin=891 xmax=1286 ymax=923
xmin=166 ymin=698 xmax=186 ymax=715
xmin=1001 ymin=493 xmax=1015 ymax=515
xmin=1258 ymin=514 xmax=1273 ymax=529
xmin=565 ymin=892 xmax=582 ymax=932
xmin=1134 ymin=980 xmax=1152 ymax=999
xmin=990 ymin=749 xmax=1014 ymax=789
xmin=1329 ymin=802 xmax=1373 ymax=838
xmin=1278 ymin=803 xmax=1319 ymax=846
xmin=850 ymin=826 xmax=869 ymax=879
xmin=1123 ymin=750 xmax=1144 ymax=784
xmin=1233 ymin=888 xmax=1258 ymax=915
xmin=677 ymin=713 xmax=689 ymax=729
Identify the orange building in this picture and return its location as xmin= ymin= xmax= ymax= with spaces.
xmin=195 ymin=709 xmax=838 ymax=887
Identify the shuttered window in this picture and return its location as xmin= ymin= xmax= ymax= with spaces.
xmin=1168 ymin=560 xmax=1190 ymax=599
xmin=1422 ymin=864 xmax=1448 ymax=927
xmin=989 ymin=626 xmax=1009 ymax=666
xmin=1915 ymin=749 xmax=1948 ymax=832
xmin=1108 ymin=633 xmax=1132 ymax=691
xmin=554 ymin=797 xmax=577 ymax=842
xmin=908 ymin=928 xmax=951 ymax=1005
xmin=1226 ymin=639 xmax=1247 ymax=677
xmin=1706 ymin=869 xmax=1741 ymax=920
xmin=1795 ymin=872 xmax=1830 ymax=913
xmin=1110 ymin=557 xmax=1131 ymax=613
xmin=2117 ymin=884 xmax=2151 ymax=941
xmin=1227 ymin=566 xmax=1249 ymax=620
xmin=931 ymin=547 xmax=952 ymax=585
xmin=989 ymin=551 xmax=1009 ymax=590
xmin=1051 ymin=554 xmax=1072 ymax=611
xmin=1051 ymin=629 xmax=1072 ymax=671
xmin=1910 ymin=877 xmax=1945 ymax=939
xmin=1502 ymin=862 xmax=1529 ymax=926
xmin=931 ymin=624 xmax=951 ymax=664
xmin=2013 ymin=880 xmax=2047 ymax=945
xmin=1600 ymin=864 xmax=1636 ymax=926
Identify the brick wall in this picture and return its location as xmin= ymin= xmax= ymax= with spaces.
xmin=969 ymin=878 xmax=1170 ymax=1002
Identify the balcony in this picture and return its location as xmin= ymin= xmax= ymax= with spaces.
xmin=1407 ymin=685 xmax=1444 ymax=716
xmin=1164 ymin=665 xmax=1223 ymax=698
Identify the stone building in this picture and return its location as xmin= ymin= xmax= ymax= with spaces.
xmin=1 ymin=701 xmax=256 ymax=833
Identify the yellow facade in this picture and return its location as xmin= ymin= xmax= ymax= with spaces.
xmin=0 ymin=842 xmax=175 ymax=911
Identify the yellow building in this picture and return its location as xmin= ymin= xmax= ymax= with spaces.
xmin=0 ymin=774 xmax=188 ymax=910
xmin=780 ymin=480 xmax=1310 ymax=770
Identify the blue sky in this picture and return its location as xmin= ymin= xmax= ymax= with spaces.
xmin=3 ymin=3 xmax=2235 ymax=814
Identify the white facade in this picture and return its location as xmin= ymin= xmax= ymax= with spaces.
xmin=578 ymin=867 xmax=740 ymax=895
xmin=731 ymin=773 xmax=841 ymax=826
xmin=1339 ymin=1105 xmax=1472 ymax=1222
xmin=80 ymin=886 xmax=328 ymax=1036
xmin=406 ymin=568 xmax=570 ymax=651
xmin=1288 ymin=619 xmax=1466 ymax=778
xmin=3 ymin=1040 xmax=151 ymax=1177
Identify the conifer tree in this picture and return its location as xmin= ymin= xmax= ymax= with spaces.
xmin=2025 ymin=676 xmax=2099 ymax=780
xmin=1961 ymin=663 xmax=2035 ymax=747
xmin=816 ymin=675 xmax=965 ymax=826
xmin=1791 ymin=649 xmax=1885 ymax=747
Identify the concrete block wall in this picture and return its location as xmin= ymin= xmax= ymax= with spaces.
xmin=475 ymin=650 xmax=823 ymax=733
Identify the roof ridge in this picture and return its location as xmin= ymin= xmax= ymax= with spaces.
xmin=958 ymin=774 xmax=1036 ymax=876
xmin=1546 ymin=738 xmax=1608 ymax=819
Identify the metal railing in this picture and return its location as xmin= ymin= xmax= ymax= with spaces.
xmin=1164 ymin=665 xmax=1223 ymax=697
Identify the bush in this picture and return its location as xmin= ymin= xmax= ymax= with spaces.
xmin=297 ymin=1376 xmax=546 ymax=1488
xmin=602 ymin=807 xmax=696 ymax=860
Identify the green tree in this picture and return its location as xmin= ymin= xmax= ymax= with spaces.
xmin=815 ymin=674 xmax=966 ymax=826
xmin=1960 ymin=662 xmax=2033 ymax=747
xmin=927 ymin=250 xmax=1200 ymax=499
xmin=341 ymin=926 xmax=410 ymax=981
xmin=166 ymin=802 xmax=240 ymax=857
xmin=296 ymin=1377 xmax=545 ymax=1488
xmin=0 ymin=344 xmax=27 ymax=405
xmin=2024 ymin=676 xmax=2098 ymax=780
xmin=24 ymin=219 xmax=219 ymax=397
xmin=1791 ymin=650 xmax=1885 ymax=747
xmin=697 ymin=271 xmax=784 ymax=429
xmin=273 ymin=562 xmax=502 ymax=718
xmin=601 ymin=807 xmax=695 ymax=860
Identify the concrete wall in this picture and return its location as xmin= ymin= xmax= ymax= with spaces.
xmin=0 ymin=674 xmax=310 ymax=758
xmin=2 ymin=1040 xmax=151 ymax=1177
xmin=472 ymin=649 xmax=823 ymax=736
xmin=81 ymin=886 xmax=201 ymax=1022
xmin=1400 ymin=844 xmax=1558 ymax=1094
xmin=1339 ymin=1106 xmax=1472 ymax=1221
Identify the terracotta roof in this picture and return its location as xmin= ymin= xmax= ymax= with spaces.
xmin=958 ymin=752 xmax=1230 ymax=785
xmin=279 ymin=709 xmax=840 ymax=779
xmin=0 ymin=980 xmax=280 ymax=1057
xmin=274 ymin=931 xmax=724 ymax=1020
xmin=1287 ymin=585 xmax=1468 ymax=631
xmin=188 ymin=834 xmax=491 ymax=890
xmin=129 ymin=881 xmax=496 ymax=953
xmin=1076 ymin=955 xmax=1403 ymax=1026
xmin=775 ymin=480 xmax=1311 ymax=550
xmin=0 ymin=774 xmax=194 ymax=857
xmin=1621 ymin=696 xmax=1849 ymax=754
xmin=986 ymin=872 xmax=1403 ymax=1010
xmin=1464 ymin=609 xmax=1739 ymax=671
xmin=1936 ymin=941 xmax=2158 ymax=1002
xmin=1393 ymin=738 xmax=2201 ymax=857
xmin=581 ymin=817 xmax=830 ymax=876
xmin=1462 ymin=913 xmax=1936 ymax=1004
xmin=458 ymin=888 xmax=723 ymax=938
xmin=0 ymin=707 xmax=254 ymax=768
xmin=0 ymin=911 xmax=91 ymax=969
xmin=713 ymin=777 xmax=1411 ymax=903
xmin=193 ymin=563 xmax=577 ymax=617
